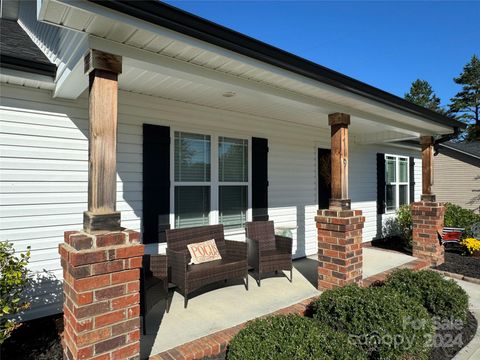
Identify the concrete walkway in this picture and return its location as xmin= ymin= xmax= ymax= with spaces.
xmin=362 ymin=247 xmax=416 ymax=278
xmin=141 ymin=247 xmax=421 ymax=358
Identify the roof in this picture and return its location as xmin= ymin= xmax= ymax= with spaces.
xmin=440 ymin=142 xmax=480 ymax=160
xmin=91 ymin=0 xmax=465 ymax=131
xmin=0 ymin=19 xmax=56 ymax=77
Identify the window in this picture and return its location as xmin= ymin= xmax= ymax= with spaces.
xmin=173 ymin=131 xmax=250 ymax=230
xmin=385 ymin=155 xmax=409 ymax=212
xmin=219 ymin=137 xmax=248 ymax=229
xmin=173 ymin=132 xmax=211 ymax=228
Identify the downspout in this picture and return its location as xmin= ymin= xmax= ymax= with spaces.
xmin=433 ymin=127 xmax=461 ymax=156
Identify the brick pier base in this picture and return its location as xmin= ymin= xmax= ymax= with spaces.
xmin=316 ymin=209 xmax=365 ymax=290
xmin=59 ymin=230 xmax=144 ymax=360
xmin=412 ymin=201 xmax=445 ymax=266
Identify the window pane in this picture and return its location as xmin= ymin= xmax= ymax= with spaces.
xmin=385 ymin=156 xmax=396 ymax=184
xmin=386 ymin=184 xmax=396 ymax=212
xmin=175 ymin=186 xmax=210 ymax=228
xmin=219 ymin=137 xmax=248 ymax=182
xmin=399 ymin=185 xmax=408 ymax=206
xmin=174 ymin=132 xmax=211 ymax=182
xmin=399 ymin=158 xmax=408 ymax=183
xmin=219 ymin=186 xmax=247 ymax=229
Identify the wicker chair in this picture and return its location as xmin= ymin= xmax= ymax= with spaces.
xmin=140 ymin=254 xmax=168 ymax=334
xmin=166 ymin=224 xmax=248 ymax=308
xmin=246 ymin=221 xmax=293 ymax=286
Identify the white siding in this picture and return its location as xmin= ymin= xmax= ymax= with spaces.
xmin=350 ymin=144 xmax=422 ymax=240
xmin=0 ymin=84 xmax=422 ymax=320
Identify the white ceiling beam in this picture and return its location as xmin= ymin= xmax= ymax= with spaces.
xmin=354 ymin=131 xmax=419 ymax=145
xmin=90 ymin=36 xmax=432 ymax=136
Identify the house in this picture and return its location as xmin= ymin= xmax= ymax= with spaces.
xmin=433 ymin=141 xmax=480 ymax=212
xmin=0 ymin=0 xmax=463 ymax=343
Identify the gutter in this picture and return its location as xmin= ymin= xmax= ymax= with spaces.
xmin=0 ymin=54 xmax=56 ymax=78
xmin=91 ymin=0 xmax=465 ymax=131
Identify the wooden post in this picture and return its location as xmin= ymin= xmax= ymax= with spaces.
xmin=420 ymin=136 xmax=435 ymax=201
xmin=328 ymin=113 xmax=351 ymax=210
xmin=83 ymin=49 xmax=122 ymax=232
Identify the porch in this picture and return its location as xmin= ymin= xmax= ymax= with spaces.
xmin=141 ymin=247 xmax=420 ymax=358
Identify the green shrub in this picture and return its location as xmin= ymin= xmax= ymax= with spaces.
xmin=397 ymin=204 xmax=413 ymax=247
xmin=394 ymin=203 xmax=480 ymax=246
xmin=444 ymin=203 xmax=480 ymax=237
xmin=0 ymin=241 xmax=31 ymax=344
xmin=311 ymin=285 xmax=433 ymax=360
xmin=385 ymin=269 xmax=469 ymax=323
xmin=227 ymin=314 xmax=367 ymax=360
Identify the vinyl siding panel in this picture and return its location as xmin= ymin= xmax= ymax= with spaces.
xmin=433 ymin=152 xmax=480 ymax=211
xmin=350 ymin=144 xmax=422 ymax=241
xmin=1 ymin=84 xmax=422 ymax=320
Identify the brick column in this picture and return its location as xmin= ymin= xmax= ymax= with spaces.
xmin=412 ymin=201 xmax=445 ymax=266
xmin=411 ymin=136 xmax=445 ymax=266
xmin=316 ymin=209 xmax=365 ymax=290
xmin=60 ymin=230 xmax=143 ymax=360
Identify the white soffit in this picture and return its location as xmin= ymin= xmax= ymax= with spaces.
xmin=37 ymin=0 xmax=453 ymax=135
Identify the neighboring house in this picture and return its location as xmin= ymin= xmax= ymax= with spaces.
xmin=433 ymin=142 xmax=480 ymax=212
xmin=0 ymin=0 xmax=463 ymax=321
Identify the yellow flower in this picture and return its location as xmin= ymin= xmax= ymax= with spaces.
xmin=461 ymin=238 xmax=480 ymax=255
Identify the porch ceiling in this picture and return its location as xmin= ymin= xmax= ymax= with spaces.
xmin=36 ymin=0 xmax=455 ymax=142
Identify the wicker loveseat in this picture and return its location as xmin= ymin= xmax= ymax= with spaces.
xmin=166 ymin=224 xmax=248 ymax=308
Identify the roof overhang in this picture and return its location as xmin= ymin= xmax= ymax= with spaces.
xmin=31 ymin=0 xmax=465 ymax=142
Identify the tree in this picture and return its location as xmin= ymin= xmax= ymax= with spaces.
xmin=404 ymin=79 xmax=444 ymax=113
xmin=449 ymin=55 xmax=480 ymax=141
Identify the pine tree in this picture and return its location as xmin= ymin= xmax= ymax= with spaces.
xmin=449 ymin=55 xmax=480 ymax=141
xmin=404 ymin=79 xmax=443 ymax=112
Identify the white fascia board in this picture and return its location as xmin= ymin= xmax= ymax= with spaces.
xmin=0 ymin=67 xmax=54 ymax=85
xmin=47 ymin=0 xmax=453 ymax=134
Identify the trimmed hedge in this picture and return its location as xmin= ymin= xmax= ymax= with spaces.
xmin=385 ymin=269 xmax=469 ymax=323
xmin=227 ymin=314 xmax=367 ymax=360
xmin=311 ymin=285 xmax=434 ymax=360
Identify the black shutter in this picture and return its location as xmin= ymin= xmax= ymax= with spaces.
xmin=377 ymin=153 xmax=386 ymax=214
xmin=409 ymin=156 xmax=415 ymax=203
xmin=252 ymin=137 xmax=269 ymax=221
xmin=143 ymin=124 xmax=170 ymax=244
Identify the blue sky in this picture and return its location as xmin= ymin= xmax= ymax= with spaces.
xmin=165 ymin=1 xmax=479 ymax=109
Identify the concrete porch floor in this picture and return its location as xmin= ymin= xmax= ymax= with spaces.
xmin=141 ymin=247 xmax=416 ymax=358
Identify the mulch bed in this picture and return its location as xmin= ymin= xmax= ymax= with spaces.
xmin=435 ymin=252 xmax=480 ymax=279
xmin=202 ymin=311 xmax=478 ymax=360
xmin=0 ymin=313 xmax=63 ymax=360
xmin=370 ymin=237 xmax=412 ymax=255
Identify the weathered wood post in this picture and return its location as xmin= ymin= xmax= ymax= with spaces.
xmin=59 ymin=50 xmax=143 ymax=360
xmin=412 ymin=136 xmax=445 ymax=266
xmin=316 ymin=113 xmax=365 ymax=290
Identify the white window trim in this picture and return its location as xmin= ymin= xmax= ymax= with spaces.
xmin=385 ymin=154 xmax=410 ymax=214
xmin=169 ymin=128 xmax=252 ymax=233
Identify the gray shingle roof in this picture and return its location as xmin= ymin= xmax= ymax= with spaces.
xmin=441 ymin=141 xmax=480 ymax=159
xmin=0 ymin=19 xmax=56 ymax=77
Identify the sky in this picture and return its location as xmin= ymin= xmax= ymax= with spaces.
xmin=165 ymin=1 xmax=479 ymax=109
